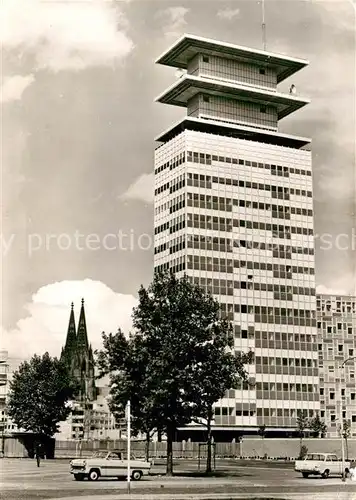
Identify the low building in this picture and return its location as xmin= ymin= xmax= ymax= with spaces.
xmin=0 ymin=351 xmax=24 ymax=435
xmin=317 ymin=294 xmax=356 ymax=437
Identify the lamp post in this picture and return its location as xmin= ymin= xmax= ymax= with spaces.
xmin=126 ymin=400 xmax=131 ymax=494
xmin=340 ymin=356 xmax=356 ymax=482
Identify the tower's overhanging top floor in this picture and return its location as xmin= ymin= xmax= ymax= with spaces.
xmin=155 ymin=33 xmax=309 ymax=83
xmin=155 ymin=75 xmax=310 ymax=120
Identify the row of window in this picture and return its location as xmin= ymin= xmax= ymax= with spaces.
xmin=317 ymin=299 xmax=356 ymax=313
xmin=186 ymin=255 xmax=315 ymax=277
xmin=154 ymin=242 xmax=167 ymax=255
xmin=255 ymin=339 xmax=315 ymax=351
xmin=214 ymin=407 xmax=316 ymax=419
xmin=169 ymin=235 xmax=186 ymax=255
xmin=198 ymin=54 xmax=276 ymax=87
xmin=186 ymin=172 xmax=313 ymax=198
xmin=198 ymin=94 xmax=277 ymax=128
xmin=191 ymin=276 xmax=315 ymax=297
xmin=170 ymin=175 xmax=185 ymax=194
xmin=187 ymin=151 xmax=312 ymax=177
xmin=187 ymin=192 xmax=313 ymax=218
xmin=255 ymin=357 xmax=317 ymax=368
xmin=154 ymin=262 xmax=169 ymax=273
xmin=256 ymin=382 xmax=318 ymax=393
xmin=214 ymin=407 xmax=255 ymax=417
xmin=232 ymin=259 xmax=315 ymax=275
xmin=170 ymin=198 xmax=185 ymax=214
xmin=155 ymin=172 xmax=312 ymax=200
xmin=319 ymin=388 xmax=356 ymax=400
xmin=234 ymin=304 xmax=316 ymax=318
xmin=257 ymin=408 xmax=315 ymax=418
xmin=318 ymin=343 xmax=354 ymax=354
xmin=154 ymin=152 xmax=185 ymax=175
xmin=187 ymin=213 xmax=314 ymax=236
xmin=255 ymin=331 xmax=316 ymax=344
xmin=318 ymin=323 xmax=354 ymax=334
xmin=187 ymin=234 xmax=315 ymax=256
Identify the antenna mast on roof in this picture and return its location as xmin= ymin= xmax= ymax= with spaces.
xmin=262 ymin=0 xmax=267 ymax=51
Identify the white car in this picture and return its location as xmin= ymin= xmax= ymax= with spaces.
xmin=295 ymin=453 xmax=350 ymax=479
xmin=70 ymin=450 xmax=152 ymax=481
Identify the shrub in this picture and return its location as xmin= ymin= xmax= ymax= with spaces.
xmin=298 ymin=445 xmax=308 ymax=459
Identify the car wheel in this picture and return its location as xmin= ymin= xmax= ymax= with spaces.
xmin=88 ymin=469 xmax=100 ymax=481
xmin=74 ymin=474 xmax=84 ymax=481
xmin=321 ymin=469 xmax=330 ymax=479
xmin=131 ymin=470 xmax=142 ymax=481
xmin=302 ymin=472 xmax=309 ymax=478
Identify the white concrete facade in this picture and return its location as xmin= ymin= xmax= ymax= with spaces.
xmin=154 ymin=34 xmax=318 ymax=435
xmin=317 ymin=294 xmax=356 ymax=438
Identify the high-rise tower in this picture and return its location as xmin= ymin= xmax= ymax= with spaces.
xmin=154 ymin=34 xmax=318 ymax=438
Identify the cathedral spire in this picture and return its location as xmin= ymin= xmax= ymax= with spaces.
xmin=61 ymin=302 xmax=76 ymax=363
xmin=76 ymin=298 xmax=89 ymax=350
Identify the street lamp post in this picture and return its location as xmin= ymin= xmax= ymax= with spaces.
xmin=340 ymin=356 xmax=356 ymax=482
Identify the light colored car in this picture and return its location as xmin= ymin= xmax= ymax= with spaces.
xmin=70 ymin=450 xmax=152 ymax=481
xmin=295 ymin=453 xmax=350 ymax=479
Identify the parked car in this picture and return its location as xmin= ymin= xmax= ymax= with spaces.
xmin=70 ymin=450 xmax=152 ymax=481
xmin=295 ymin=453 xmax=350 ymax=478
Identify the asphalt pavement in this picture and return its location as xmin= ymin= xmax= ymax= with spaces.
xmin=0 ymin=458 xmax=355 ymax=500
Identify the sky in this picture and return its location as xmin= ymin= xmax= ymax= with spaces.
xmin=1 ymin=0 xmax=355 ymax=360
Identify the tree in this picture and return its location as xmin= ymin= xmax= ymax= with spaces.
xmin=188 ymin=323 xmax=252 ymax=473
xmin=258 ymin=425 xmax=267 ymax=458
xmin=97 ymin=329 xmax=160 ymax=462
xmin=7 ymin=353 xmax=75 ymax=458
xmin=97 ymin=272 xmax=252 ymax=476
xmin=309 ymin=413 xmax=327 ymax=438
xmin=342 ymin=419 xmax=351 ymax=460
xmin=296 ymin=410 xmax=309 ymax=457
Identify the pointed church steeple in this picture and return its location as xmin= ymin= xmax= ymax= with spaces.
xmin=61 ymin=302 xmax=77 ymax=364
xmin=77 ymin=298 xmax=89 ymax=350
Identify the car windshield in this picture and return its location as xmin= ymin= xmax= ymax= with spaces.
xmin=91 ymin=451 xmax=108 ymax=458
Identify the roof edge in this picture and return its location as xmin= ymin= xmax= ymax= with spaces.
xmin=155 ymin=33 xmax=309 ymax=68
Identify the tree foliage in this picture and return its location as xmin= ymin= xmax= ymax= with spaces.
xmin=342 ymin=419 xmax=351 ymax=460
xmin=97 ymin=272 xmax=252 ymax=475
xmin=7 ymin=353 xmax=76 ymax=437
xmin=96 ymin=329 xmax=160 ymax=445
xmin=342 ymin=419 xmax=351 ymax=439
xmin=258 ymin=425 xmax=266 ymax=438
xmin=296 ymin=410 xmax=309 ymax=436
xmin=296 ymin=410 xmax=309 ymax=455
xmin=309 ymin=413 xmax=327 ymax=438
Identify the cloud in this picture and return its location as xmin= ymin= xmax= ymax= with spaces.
xmin=317 ymin=0 xmax=356 ymax=31
xmin=0 ymin=0 xmax=134 ymax=72
xmin=317 ymin=166 xmax=355 ymax=201
xmin=316 ymin=281 xmax=356 ymax=297
xmin=119 ymin=173 xmax=154 ymax=203
xmin=157 ymin=6 xmax=189 ymax=39
xmin=217 ymin=8 xmax=240 ymax=20
xmin=0 ymin=280 xmax=138 ymax=360
xmin=0 ymin=74 xmax=35 ymax=103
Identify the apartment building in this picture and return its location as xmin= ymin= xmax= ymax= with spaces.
xmin=317 ymin=294 xmax=356 ymax=437
xmin=154 ymin=34 xmax=318 ymax=439
xmin=0 ymin=352 xmax=24 ymax=435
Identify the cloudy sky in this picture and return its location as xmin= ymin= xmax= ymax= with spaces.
xmin=1 ymin=0 xmax=355 ymax=359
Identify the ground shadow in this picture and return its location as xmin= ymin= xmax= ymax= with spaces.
xmin=152 ymin=470 xmax=253 ymax=478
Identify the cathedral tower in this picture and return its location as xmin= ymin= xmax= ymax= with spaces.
xmin=61 ymin=299 xmax=96 ymax=402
